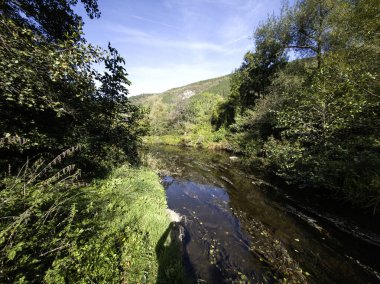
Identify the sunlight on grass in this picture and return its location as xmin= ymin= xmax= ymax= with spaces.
xmin=43 ymin=166 xmax=185 ymax=283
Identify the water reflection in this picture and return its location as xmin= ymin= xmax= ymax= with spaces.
xmin=144 ymin=145 xmax=380 ymax=283
xmin=163 ymin=177 xmax=260 ymax=282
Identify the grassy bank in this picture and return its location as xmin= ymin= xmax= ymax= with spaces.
xmin=1 ymin=165 xmax=185 ymax=283
xmin=144 ymin=134 xmax=231 ymax=151
xmin=143 ymin=126 xmax=234 ymax=152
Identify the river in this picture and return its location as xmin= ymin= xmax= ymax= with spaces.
xmin=143 ymin=145 xmax=380 ymax=283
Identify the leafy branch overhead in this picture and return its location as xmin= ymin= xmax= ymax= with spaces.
xmin=0 ymin=0 xmax=144 ymax=173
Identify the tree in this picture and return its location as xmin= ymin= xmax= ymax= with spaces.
xmin=213 ymin=13 xmax=288 ymax=127
xmin=285 ymin=0 xmax=337 ymax=68
xmin=0 ymin=0 xmax=142 ymax=173
xmin=262 ymin=0 xmax=380 ymax=211
xmin=0 ymin=2 xmax=149 ymax=281
xmin=216 ymin=0 xmax=380 ymax=212
xmin=1 ymin=0 xmax=100 ymax=40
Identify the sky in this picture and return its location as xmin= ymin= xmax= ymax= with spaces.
xmin=77 ymin=0 xmax=286 ymax=96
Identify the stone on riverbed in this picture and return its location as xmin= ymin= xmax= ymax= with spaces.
xmin=167 ymin=208 xmax=182 ymax=223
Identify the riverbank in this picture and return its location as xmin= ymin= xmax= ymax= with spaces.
xmin=0 ymin=165 xmax=186 ymax=283
xmin=143 ymin=144 xmax=380 ymax=283
xmin=144 ymin=135 xmax=380 ymax=216
xmin=143 ymin=133 xmax=235 ymax=152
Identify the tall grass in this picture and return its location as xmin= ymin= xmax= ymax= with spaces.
xmin=0 ymin=147 xmax=83 ymax=282
xmin=1 ymin=150 xmax=186 ymax=282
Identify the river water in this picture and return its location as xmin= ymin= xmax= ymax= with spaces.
xmin=144 ymin=145 xmax=380 ymax=283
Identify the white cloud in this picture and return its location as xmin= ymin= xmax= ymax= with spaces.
xmin=225 ymin=35 xmax=250 ymax=45
xmin=108 ymin=25 xmax=227 ymax=53
xmin=131 ymin=15 xmax=180 ymax=30
xmin=96 ymin=0 xmax=286 ymax=96
xmin=107 ymin=21 xmax=251 ymax=55
xmin=106 ymin=23 xmax=150 ymax=39
xmin=219 ymin=16 xmax=251 ymax=42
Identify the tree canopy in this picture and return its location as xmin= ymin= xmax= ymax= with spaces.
xmin=0 ymin=0 xmax=143 ymax=174
xmin=214 ymin=0 xmax=380 ymax=213
xmin=0 ymin=1 xmax=151 ymax=282
xmin=1 ymin=0 xmax=100 ymax=40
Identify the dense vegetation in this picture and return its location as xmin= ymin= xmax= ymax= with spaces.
xmin=1 ymin=164 xmax=184 ymax=283
xmin=0 ymin=0 xmax=146 ymax=175
xmin=132 ymin=75 xmax=231 ymax=148
xmin=1 ymin=0 xmax=379 ymax=281
xmin=216 ymin=0 xmax=380 ymax=213
xmin=141 ymin=0 xmax=380 ymax=213
xmin=0 ymin=1 xmax=184 ymax=282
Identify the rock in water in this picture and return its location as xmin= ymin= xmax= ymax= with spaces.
xmin=167 ymin=208 xmax=182 ymax=223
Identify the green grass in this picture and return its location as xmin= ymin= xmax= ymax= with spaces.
xmin=130 ymin=76 xmax=232 ymax=149
xmin=0 ymin=166 xmax=187 ymax=283
xmin=143 ymin=125 xmax=231 ymax=151
xmin=42 ymin=166 xmax=186 ymax=283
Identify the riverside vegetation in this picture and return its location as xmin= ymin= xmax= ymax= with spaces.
xmin=0 ymin=0 xmax=185 ymax=282
xmin=1 ymin=0 xmax=379 ymax=283
xmin=131 ymin=75 xmax=232 ymax=149
xmin=136 ymin=0 xmax=380 ymax=215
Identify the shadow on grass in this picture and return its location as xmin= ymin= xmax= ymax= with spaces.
xmin=155 ymin=222 xmax=195 ymax=284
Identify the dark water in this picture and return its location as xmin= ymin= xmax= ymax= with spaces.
xmin=144 ymin=145 xmax=380 ymax=283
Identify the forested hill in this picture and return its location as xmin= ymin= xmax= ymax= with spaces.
xmin=131 ymin=75 xmax=231 ymax=143
xmin=131 ymin=74 xmax=230 ymax=107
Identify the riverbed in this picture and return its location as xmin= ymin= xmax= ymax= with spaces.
xmin=143 ymin=145 xmax=380 ymax=283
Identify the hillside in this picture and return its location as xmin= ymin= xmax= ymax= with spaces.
xmin=130 ymin=74 xmax=231 ymax=107
xmin=132 ymin=74 xmax=231 ymax=147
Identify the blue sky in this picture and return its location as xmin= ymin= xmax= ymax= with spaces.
xmin=78 ymin=0 xmax=286 ymax=96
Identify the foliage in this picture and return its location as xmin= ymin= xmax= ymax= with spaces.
xmin=0 ymin=1 xmax=143 ymax=175
xmin=212 ymin=0 xmax=380 ymax=213
xmin=134 ymin=77 xmax=230 ymax=148
xmin=0 ymin=154 xmax=184 ymax=283
xmin=0 ymin=148 xmax=83 ymax=282
xmin=1 ymin=0 xmax=100 ymax=41
xmin=211 ymin=72 xmax=241 ymax=128
xmin=213 ymin=12 xmax=289 ymax=128
xmin=0 ymin=1 xmax=177 ymax=282
xmin=131 ymin=75 xmax=230 ymax=136
xmin=285 ymin=0 xmax=338 ymax=68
